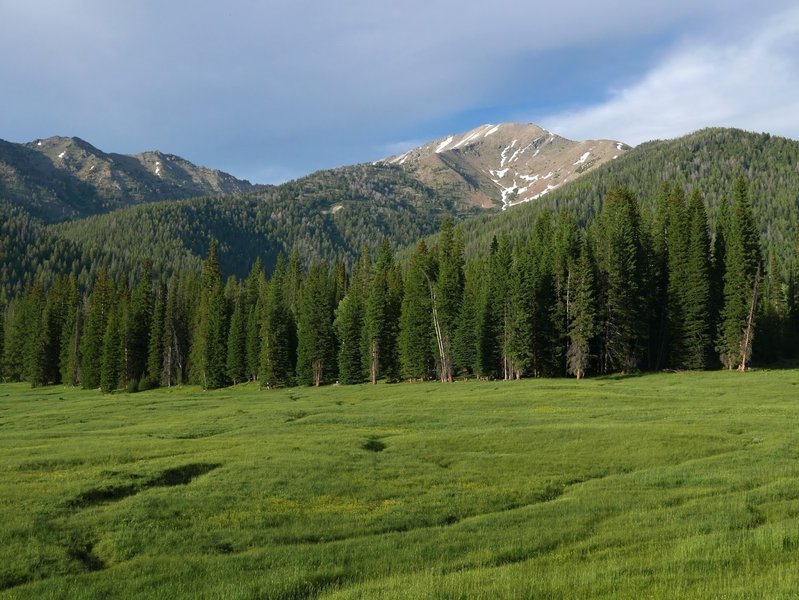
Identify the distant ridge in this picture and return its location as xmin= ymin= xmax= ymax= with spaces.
xmin=0 ymin=136 xmax=258 ymax=222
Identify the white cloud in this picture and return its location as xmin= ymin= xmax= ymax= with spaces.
xmin=542 ymin=7 xmax=799 ymax=145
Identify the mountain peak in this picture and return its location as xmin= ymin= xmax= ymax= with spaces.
xmin=384 ymin=122 xmax=628 ymax=209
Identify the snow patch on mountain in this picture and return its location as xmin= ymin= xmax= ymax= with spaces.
xmin=436 ymin=136 xmax=454 ymax=153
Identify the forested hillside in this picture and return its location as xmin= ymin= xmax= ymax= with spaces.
xmin=4 ymin=178 xmax=796 ymax=390
xmin=454 ymin=128 xmax=799 ymax=270
xmin=0 ymin=163 xmax=467 ymax=300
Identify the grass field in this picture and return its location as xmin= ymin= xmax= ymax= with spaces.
xmin=2 ymin=371 xmax=799 ymax=598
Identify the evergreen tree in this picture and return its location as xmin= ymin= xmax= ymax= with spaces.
xmin=431 ymin=219 xmax=464 ymax=382
xmin=161 ymin=277 xmax=184 ymax=387
xmin=191 ymin=241 xmax=228 ymax=389
xmin=226 ymin=285 xmax=247 ymax=385
xmin=399 ymin=241 xmax=433 ymax=380
xmin=452 ymin=259 xmax=483 ymax=376
xmin=681 ymin=191 xmax=713 ymax=369
xmin=244 ymin=260 xmax=265 ymax=382
xmin=595 ymin=188 xmax=648 ymax=373
xmin=260 ymin=256 xmax=295 ymax=387
xmin=126 ymin=260 xmax=153 ymax=384
xmin=665 ymin=186 xmax=690 ymax=367
xmin=81 ymin=272 xmax=114 ymax=389
xmin=59 ymin=275 xmax=82 ymax=386
xmin=717 ymin=177 xmax=762 ymax=370
xmin=363 ymin=240 xmax=402 ymax=383
xmin=146 ymin=283 xmax=166 ymax=387
xmin=334 ymin=289 xmax=365 ymax=384
xmin=3 ymin=296 xmax=29 ymax=381
xmin=100 ymin=302 xmax=121 ymax=393
xmin=296 ymin=262 xmax=337 ymax=386
xmin=567 ymin=237 xmax=597 ymax=379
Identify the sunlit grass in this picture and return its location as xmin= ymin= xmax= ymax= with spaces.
xmin=1 ymin=370 xmax=798 ymax=598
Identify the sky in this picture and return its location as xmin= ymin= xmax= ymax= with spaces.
xmin=2 ymin=1 xmax=798 ymax=184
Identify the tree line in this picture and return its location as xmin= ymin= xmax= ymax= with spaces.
xmin=2 ymin=179 xmax=797 ymax=390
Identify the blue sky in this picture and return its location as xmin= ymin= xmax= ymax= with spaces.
xmin=2 ymin=1 xmax=798 ymax=183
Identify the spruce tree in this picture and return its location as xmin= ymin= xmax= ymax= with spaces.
xmin=260 ymin=256 xmax=295 ymax=387
xmin=81 ymin=272 xmax=114 ymax=389
xmin=244 ymin=260 xmax=265 ymax=382
xmin=161 ymin=277 xmax=182 ymax=387
xmin=146 ymin=284 xmax=166 ymax=387
xmin=452 ymin=259 xmax=483 ymax=376
xmin=665 ymin=186 xmax=690 ymax=367
xmin=718 ymin=177 xmax=762 ymax=370
xmin=226 ymin=285 xmax=247 ymax=385
xmin=296 ymin=263 xmax=337 ymax=386
xmin=334 ymin=289 xmax=365 ymax=384
xmin=59 ymin=275 xmax=82 ymax=386
xmin=191 ymin=241 xmax=228 ymax=389
xmin=681 ymin=191 xmax=712 ymax=369
xmin=595 ymin=187 xmax=648 ymax=373
xmin=126 ymin=261 xmax=153 ymax=384
xmin=567 ymin=237 xmax=597 ymax=379
xmin=363 ymin=240 xmax=402 ymax=383
xmin=431 ymin=219 xmax=464 ymax=382
xmin=100 ymin=302 xmax=121 ymax=393
xmin=399 ymin=241 xmax=433 ymax=380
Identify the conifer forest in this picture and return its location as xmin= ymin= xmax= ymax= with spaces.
xmin=3 ymin=178 xmax=794 ymax=391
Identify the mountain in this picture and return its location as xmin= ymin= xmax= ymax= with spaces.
xmin=0 ymin=136 xmax=258 ymax=222
xmin=453 ymin=128 xmax=799 ymax=262
xmin=384 ymin=123 xmax=629 ymax=209
xmin=3 ymin=126 xmax=799 ymax=302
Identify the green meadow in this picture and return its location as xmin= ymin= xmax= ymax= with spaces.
xmin=2 ymin=371 xmax=799 ymax=599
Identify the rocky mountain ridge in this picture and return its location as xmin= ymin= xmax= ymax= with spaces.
xmin=384 ymin=123 xmax=629 ymax=209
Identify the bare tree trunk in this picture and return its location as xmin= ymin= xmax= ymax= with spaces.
xmin=313 ymin=359 xmax=322 ymax=387
xmin=370 ymin=339 xmax=378 ymax=384
xmin=738 ymin=264 xmax=761 ymax=373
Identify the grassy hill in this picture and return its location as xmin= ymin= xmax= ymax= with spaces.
xmin=2 ymin=370 xmax=799 ymax=598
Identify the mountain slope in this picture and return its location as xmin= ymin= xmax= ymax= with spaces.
xmin=452 ymin=128 xmax=799 ymax=262
xmin=384 ymin=123 xmax=628 ymax=209
xmin=0 ymin=136 xmax=258 ymax=222
xmin=0 ymin=162 xmax=468 ymax=298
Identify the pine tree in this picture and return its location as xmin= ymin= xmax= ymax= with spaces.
xmin=126 ymin=261 xmax=153 ymax=384
xmin=718 ymin=177 xmax=762 ymax=370
xmin=680 ymin=191 xmax=712 ymax=369
xmin=191 ymin=241 xmax=228 ymax=389
xmin=161 ymin=277 xmax=184 ymax=387
xmin=81 ymin=272 xmax=114 ymax=389
xmin=665 ymin=186 xmax=690 ymax=367
xmin=567 ymin=236 xmax=597 ymax=379
xmin=100 ymin=302 xmax=121 ymax=393
xmin=146 ymin=284 xmax=166 ymax=387
xmin=485 ymin=235 xmax=513 ymax=379
xmin=244 ymin=260 xmax=265 ymax=382
xmin=595 ymin=188 xmax=648 ymax=373
xmin=59 ymin=275 xmax=82 ymax=386
xmin=430 ymin=219 xmax=464 ymax=382
xmin=296 ymin=263 xmax=337 ymax=386
xmin=399 ymin=241 xmax=433 ymax=380
xmin=3 ymin=295 xmax=31 ymax=382
xmin=260 ymin=256 xmax=295 ymax=387
xmin=452 ymin=259 xmax=483 ymax=376
xmin=226 ymin=285 xmax=247 ymax=385
xmin=363 ymin=240 xmax=402 ymax=383
xmin=334 ymin=289 xmax=365 ymax=384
